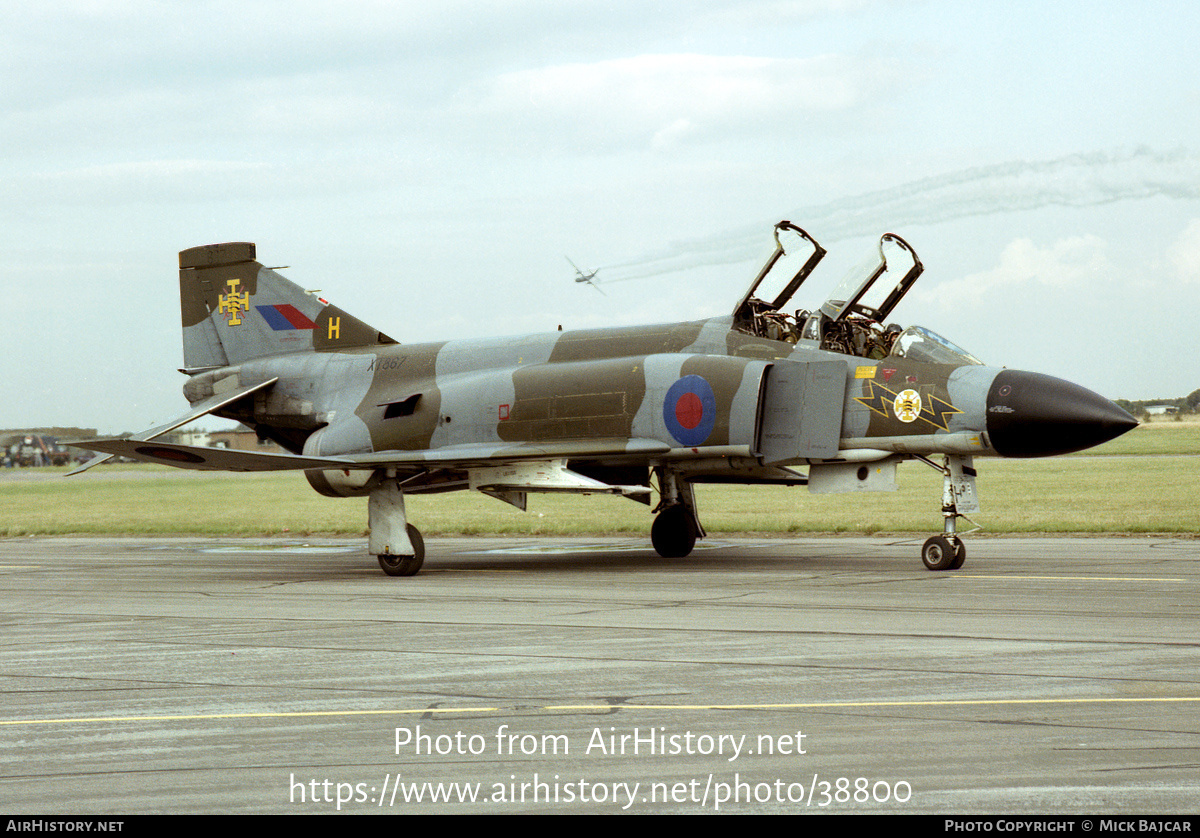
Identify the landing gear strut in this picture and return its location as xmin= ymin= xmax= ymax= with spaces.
xmin=917 ymin=455 xmax=977 ymax=571
xmin=651 ymin=467 xmax=704 ymax=558
xmin=369 ymin=478 xmax=424 ymax=577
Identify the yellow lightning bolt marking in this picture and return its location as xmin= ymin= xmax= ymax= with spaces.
xmin=855 ymin=380 xmax=962 ymax=431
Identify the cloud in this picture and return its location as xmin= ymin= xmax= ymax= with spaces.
xmin=1166 ymin=218 xmax=1200 ymax=284
xmin=12 ymin=157 xmax=393 ymax=207
xmin=460 ymin=52 xmax=902 ymax=150
xmin=601 ymin=147 xmax=1200 ymax=280
xmin=486 ymin=53 xmax=872 ymax=113
xmin=919 ymin=235 xmax=1110 ymax=310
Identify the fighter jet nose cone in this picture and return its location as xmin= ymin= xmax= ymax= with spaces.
xmin=986 ymin=370 xmax=1138 ymax=458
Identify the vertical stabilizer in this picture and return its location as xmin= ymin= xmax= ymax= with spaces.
xmin=179 ymin=242 xmax=394 ymax=369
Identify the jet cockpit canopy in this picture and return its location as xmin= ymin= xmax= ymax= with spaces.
xmin=889 ymin=325 xmax=983 ymax=366
xmin=734 ymin=222 xmax=985 ymax=364
xmin=731 ymin=220 xmax=826 ymax=343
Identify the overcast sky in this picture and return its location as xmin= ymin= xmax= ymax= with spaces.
xmin=4 ymin=0 xmax=1199 ymax=434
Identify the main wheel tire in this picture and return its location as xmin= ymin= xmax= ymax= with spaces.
xmin=651 ymin=505 xmax=697 ymax=558
xmin=949 ymin=539 xmax=966 ymax=570
xmin=921 ymin=535 xmax=957 ymax=571
xmin=378 ymin=524 xmax=425 ymax=577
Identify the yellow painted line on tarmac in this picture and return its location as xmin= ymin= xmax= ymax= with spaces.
xmin=953 ymin=573 xmax=1190 ymax=582
xmin=6 ymin=696 xmax=1200 ymax=727
xmin=547 ymin=696 xmax=1200 ymax=711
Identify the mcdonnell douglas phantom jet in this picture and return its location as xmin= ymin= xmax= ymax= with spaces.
xmin=72 ymin=222 xmax=1136 ymax=575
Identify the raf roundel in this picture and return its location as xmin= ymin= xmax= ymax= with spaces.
xmin=663 ymin=375 xmax=717 ymax=446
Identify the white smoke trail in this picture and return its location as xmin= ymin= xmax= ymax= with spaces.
xmin=599 ymin=146 xmax=1200 ymax=283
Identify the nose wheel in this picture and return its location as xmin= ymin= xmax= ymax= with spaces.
xmin=921 ymin=534 xmax=966 ymax=571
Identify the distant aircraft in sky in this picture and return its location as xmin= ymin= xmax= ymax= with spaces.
xmin=566 ymin=256 xmax=604 ymax=295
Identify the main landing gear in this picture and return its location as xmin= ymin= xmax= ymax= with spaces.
xmin=917 ymin=454 xmax=978 ymax=571
xmin=369 ymin=478 xmax=424 ymax=577
xmin=377 ymin=524 xmax=424 ymax=576
xmin=650 ymin=467 xmax=704 ymax=558
xmin=651 ymin=504 xmax=697 ymax=558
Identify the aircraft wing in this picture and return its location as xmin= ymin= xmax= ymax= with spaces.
xmin=66 ymin=378 xmax=279 ymax=475
xmin=68 ymin=436 xmax=672 ymax=473
xmin=67 ymin=437 xmax=357 ymax=472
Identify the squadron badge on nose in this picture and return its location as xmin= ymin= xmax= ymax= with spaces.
xmin=855 ymin=379 xmax=962 ymax=430
xmin=893 ymin=389 xmax=922 ymax=423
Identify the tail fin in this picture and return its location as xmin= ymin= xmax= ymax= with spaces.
xmin=178 ymin=242 xmax=395 ymax=370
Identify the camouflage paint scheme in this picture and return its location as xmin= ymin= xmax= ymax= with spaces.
xmin=73 ymin=227 xmax=1137 ymax=574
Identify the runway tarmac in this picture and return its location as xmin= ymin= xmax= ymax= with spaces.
xmin=1 ymin=534 xmax=1198 ymax=814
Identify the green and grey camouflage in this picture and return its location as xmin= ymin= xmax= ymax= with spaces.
xmin=72 ymin=222 xmax=1136 ymax=574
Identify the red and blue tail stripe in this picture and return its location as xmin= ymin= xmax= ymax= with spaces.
xmin=256 ymin=304 xmax=317 ymax=331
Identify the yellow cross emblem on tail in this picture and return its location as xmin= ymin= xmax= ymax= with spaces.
xmin=217 ymin=279 xmax=250 ymax=326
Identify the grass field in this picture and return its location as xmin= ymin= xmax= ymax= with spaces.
xmin=1070 ymin=414 xmax=1200 ymax=456
xmin=2 ymin=421 xmax=1196 ymax=537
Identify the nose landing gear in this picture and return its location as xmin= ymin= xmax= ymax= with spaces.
xmin=917 ymin=454 xmax=978 ymax=571
xmin=922 ymin=533 xmax=965 ymax=571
